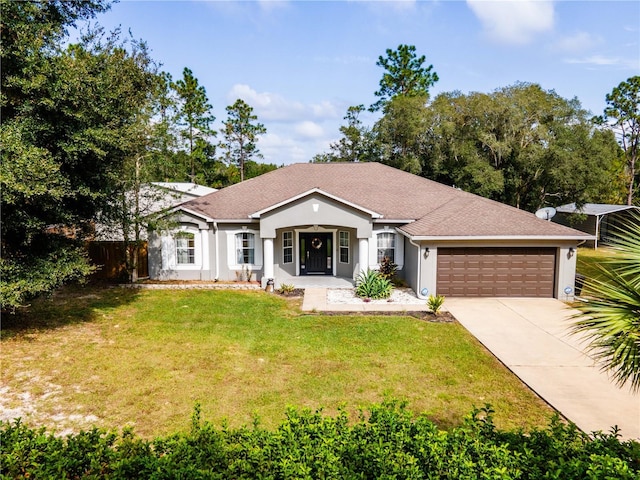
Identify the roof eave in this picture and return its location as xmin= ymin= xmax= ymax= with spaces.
xmin=398 ymin=232 xmax=596 ymax=242
xmin=373 ymin=219 xmax=415 ymax=224
xmin=172 ymin=207 xmax=263 ymax=224
xmin=171 ymin=206 xmax=216 ymax=223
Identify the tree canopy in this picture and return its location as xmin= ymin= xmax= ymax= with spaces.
xmin=421 ymin=83 xmax=624 ymax=211
xmin=1 ymin=0 xmax=157 ymax=309
xmin=317 ymin=45 xmax=628 ymax=210
xmin=322 ymin=45 xmax=626 ymax=211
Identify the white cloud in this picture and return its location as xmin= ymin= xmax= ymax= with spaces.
xmin=381 ymin=0 xmax=416 ymax=12
xmin=258 ymin=133 xmax=309 ymax=164
xmin=257 ymin=0 xmax=289 ymax=11
xmin=227 ymin=84 xmax=304 ymax=121
xmin=257 ymin=126 xmax=337 ymax=165
xmin=294 ymin=121 xmax=325 ymax=139
xmin=466 ymin=0 xmax=555 ymax=45
xmin=361 ymin=0 xmax=421 ymax=15
xmin=553 ymin=32 xmax=602 ymax=53
xmin=223 ymin=85 xmax=345 ymax=164
xmin=227 ymin=84 xmax=340 ymax=122
xmin=564 ymin=55 xmax=640 ymax=69
xmin=310 ymin=100 xmax=339 ymax=118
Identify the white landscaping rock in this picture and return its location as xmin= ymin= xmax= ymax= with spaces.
xmin=326 ymin=288 xmax=425 ymax=305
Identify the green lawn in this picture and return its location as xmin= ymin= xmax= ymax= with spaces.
xmin=2 ymin=287 xmax=555 ymax=438
xmin=576 ymin=246 xmax=617 ymax=280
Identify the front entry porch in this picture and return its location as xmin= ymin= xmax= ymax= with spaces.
xmin=261 ymin=221 xmax=372 ymax=290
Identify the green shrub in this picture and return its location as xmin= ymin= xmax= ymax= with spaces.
xmin=355 ymin=269 xmax=393 ymax=299
xmin=1 ymin=402 xmax=639 ymax=479
xmin=427 ymin=294 xmax=445 ymax=315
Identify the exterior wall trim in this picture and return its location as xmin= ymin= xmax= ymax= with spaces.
xmin=373 ymin=219 xmax=415 ymax=224
xmin=401 ymin=234 xmax=595 ymax=241
xmin=173 ymin=207 xmax=215 ymax=223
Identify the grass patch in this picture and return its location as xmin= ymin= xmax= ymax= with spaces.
xmin=1 ymin=288 xmax=555 ymax=438
xmin=576 ymin=247 xmax=616 ymax=280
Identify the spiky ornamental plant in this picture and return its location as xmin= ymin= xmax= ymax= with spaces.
xmin=571 ymin=212 xmax=640 ymax=391
xmin=356 ymin=270 xmax=393 ymax=299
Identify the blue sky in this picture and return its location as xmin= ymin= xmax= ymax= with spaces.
xmin=82 ymin=0 xmax=640 ymax=165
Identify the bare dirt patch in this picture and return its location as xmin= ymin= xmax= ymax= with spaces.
xmin=0 ymin=372 xmax=100 ymax=436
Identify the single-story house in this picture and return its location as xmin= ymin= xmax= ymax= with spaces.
xmin=553 ymin=203 xmax=640 ymax=249
xmin=149 ymin=163 xmax=593 ymax=299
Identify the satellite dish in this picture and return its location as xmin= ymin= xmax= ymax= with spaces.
xmin=535 ymin=206 xmax=557 ymax=221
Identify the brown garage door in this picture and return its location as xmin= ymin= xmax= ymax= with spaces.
xmin=437 ymin=247 xmax=556 ymax=297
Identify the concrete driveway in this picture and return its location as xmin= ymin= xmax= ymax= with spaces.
xmin=445 ymin=298 xmax=639 ymax=440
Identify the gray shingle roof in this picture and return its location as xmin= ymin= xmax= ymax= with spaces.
xmin=181 ymin=163 xmax=590 ymax=239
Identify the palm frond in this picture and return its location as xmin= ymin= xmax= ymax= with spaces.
xmin=570 ymin=212 xmax=640 ymax=392
xmin=598 ymin=211 xmax=640 ymax=282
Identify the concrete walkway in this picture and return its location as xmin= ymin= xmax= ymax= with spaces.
xmin=446 ymin=298 xmax=639 ymax=440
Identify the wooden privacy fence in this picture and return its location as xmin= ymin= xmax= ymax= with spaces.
xmin=87 ymin=241 xmax=149 ymax=280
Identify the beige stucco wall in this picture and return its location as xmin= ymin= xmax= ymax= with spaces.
xmin=215 ymin=223 xmax=263 ymax=282
xmin=148 ymin=211 xmax=215 ymax=281
xmin=259 ymin=194 xmax=373 ymax=239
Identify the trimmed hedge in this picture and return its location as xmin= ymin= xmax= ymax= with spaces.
xmin=1 ymin=400 xmax=638 ymax=479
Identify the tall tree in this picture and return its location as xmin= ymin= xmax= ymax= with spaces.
xmin=603 ymin=76 xmax=640 ymax=205
xmin=332 ymin=105 xmax=373 ymax=162
xmin=0 ymin=1 xmax=157 ymax=310
xmin=97 ymin=70 xmax=184 ymax=283
xmin=370 ymin=44 xmax=438 ymax=112
xmin=313 ymin=105 xmax=374 ymax=163
xmin=374 ymin=95 xmax=430 ymax=174
xmin=368 ymin=44 xmax=437 ymax=172
xmin=172 ymin=67 xmax=216 ymax=182
xmin=1 ymin=0 xmax=111 ymax=121
xmin=219 ymin=99 xmax=266 ymax=182
xmin=145 ymin=71 xmax=182 ymax=182
xmin=423 ymin=91 xmax=505 ymax=197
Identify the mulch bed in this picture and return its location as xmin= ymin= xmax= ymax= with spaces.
xmin=306 ymin=310 xmax=456 ymax=323
xmin=275 ymin=289 xmax=305 ymax=297
xmin=137 ymin=280 xmax=260 ymax=286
